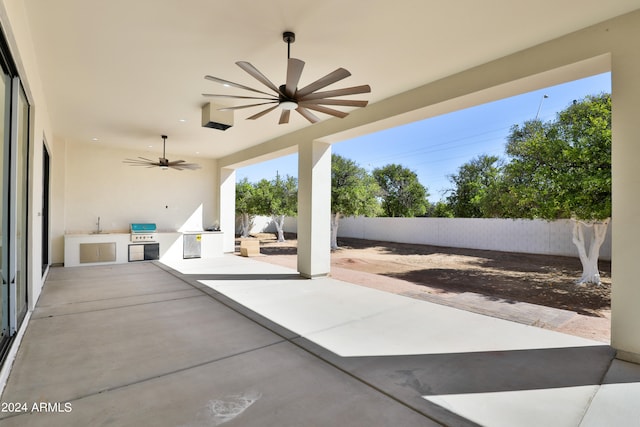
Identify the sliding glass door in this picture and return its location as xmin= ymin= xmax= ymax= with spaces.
xmin=0 ymin=29 xmax=29 ymax=359
xmin=14 ymin=80 xmax=29 ymax=327
xmin=0 ymin=66 xmax=9 ymax=352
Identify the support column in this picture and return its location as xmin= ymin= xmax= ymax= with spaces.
xmin=297 ymin=141 xmax=331 ymax=278
xmin=219 ymin=167 xmax=236 ymax=253
xmin=611 ymin=44 xmax=640 ymax=362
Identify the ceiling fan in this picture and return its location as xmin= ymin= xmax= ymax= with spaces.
xmin=123 ymin=135 xmax=200 ymax=170
xmin=202 ymin=31 xmax=371 ymax=125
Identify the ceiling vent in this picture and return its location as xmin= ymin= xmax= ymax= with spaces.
xmin=201 ymin=103 xmax=233 ymax=131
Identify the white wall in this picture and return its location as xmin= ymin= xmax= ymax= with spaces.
xmin=0 ymin=0 xmax=223 ymax=269
xmin=280 ymin=216 xmax=611 ymax=260
xmin=609 ymin=9 xmax=640 ymax=360
xmin=61 ymin=141 xmax=219 ymax=258
xmin=0 ymin=0 xmax=54 ymax=308
xmin=235 ymin=215 xmax=276 ymax=235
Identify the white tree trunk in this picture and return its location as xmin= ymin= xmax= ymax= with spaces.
xmin=240 ymin=212 xmax=252 ymax=238
xmin=330 ymin=212 xmax=341 ymax=250
xmin=571 ymin=218 xmax=610 ymax=286
xmin=272 ymin=214 xmax=286 ymax=242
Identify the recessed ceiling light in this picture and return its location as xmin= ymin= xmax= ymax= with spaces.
xmin=179 ymin=119 xmax=187 ymax=123
xmin=91 ymin=137 xmax=99 ymax=142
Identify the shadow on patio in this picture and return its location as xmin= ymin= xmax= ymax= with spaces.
xmin=0 ymin=256 xmax=638 ymax=426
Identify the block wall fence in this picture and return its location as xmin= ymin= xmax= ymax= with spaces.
xmin=240 ymin=216 xmax=611 ymax=261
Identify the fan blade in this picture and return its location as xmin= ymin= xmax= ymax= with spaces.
xmin=123 ymin=159 xmax=153 ymax=165
xmin=204 ymin=75 xmax=274 ymax=97
xmin=166 ymin=159 xmax=200 ymax=170
xmin=202 ymin=93 xmax=277 ymax=101
xmin=170 ymin=160 xmax=199 ymax=169
xmin=172 ymin=162 xmax=200 ymax=170
xmin=300 ymin=103 xmax=349 ymax=118
xmin=299 ymin=85 xmax=371 ymax=101
xmin=126 ymin=162 xmax=161 ymax=167
xmin=295 ymin=107 xmax=320 ymax=124
xmin=300 ymin=99 xmax=368 ymax=107
xmin=236 ymin=61 xmax=282 ymax=95
xmin=279 ymin=109 xmax=290 ymax=124
xmin=218 ymin=101 xmax=278 ymax=111
xmin=124 ymin=158 xmax=149 ymax=163
xmin=137 ymin=157 xmax=154 ymax=161
xmin=246 ymin=105 xmax=279 ymax=120
xmin=285 ymin=58 xmax=305 ymax=97
xmin=296 ymin=68 xmax=351 ymax=98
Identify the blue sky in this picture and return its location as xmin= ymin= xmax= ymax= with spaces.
xmin=237 ymin=72 xmax=611 ymax=203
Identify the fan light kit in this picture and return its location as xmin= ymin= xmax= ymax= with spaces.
xmin=123 ymin=135 xmax=200 ymax=171
xmin=202 ymin=31 xmax=371 ymax=125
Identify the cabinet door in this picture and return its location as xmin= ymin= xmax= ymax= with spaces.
xmin=129 ymin=245 xmax=144 ymax=262
xmin=80 ymin=242 xmax=116 ymax=263
xmin=79 ymin=243 xmax=100 ymax=263
xmin=98 ymin=243 xmax=116 ymax=262
xmin=144 ymin=243 xmax=159 ymax=260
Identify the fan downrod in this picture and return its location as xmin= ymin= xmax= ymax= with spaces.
xmin=283 ymin=31 xmax=295 ymax=59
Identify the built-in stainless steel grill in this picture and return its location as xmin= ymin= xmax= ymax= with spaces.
xmin=130 ymin=223 xmax=157 ymax=242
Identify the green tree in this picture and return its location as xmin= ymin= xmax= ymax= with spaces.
xmin=497 ymin=93 xmax=611 ymax=285
xmin=427 ymin=201 xmax=454 ymax=218
xmin=235 ymin=178 xmax=256 ymax=237
xmin=331 ymin=154 xmax=381 ymax=249
xmin=253 ymin=174 xmax=298 ymax=242
xmin=373 ymin=164 xmax=429 ymax=217
xmin=446 ymin=154 xmax=502 ymax=218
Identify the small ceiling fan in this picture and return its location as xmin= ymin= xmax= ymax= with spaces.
xmin=123 ymin=135 xmax=200 ymax=170
xmin=202 ymin=31 xmax=371 ymax=125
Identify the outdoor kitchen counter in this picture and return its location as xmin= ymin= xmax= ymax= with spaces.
xmin=64 ymin=232 xmax=224 ymax=267
xmin=64 ymin=233 xmax=131 ymax=267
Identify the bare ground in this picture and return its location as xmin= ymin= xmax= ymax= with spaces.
xmin=240 ymin=234 xmax=611 ymax=342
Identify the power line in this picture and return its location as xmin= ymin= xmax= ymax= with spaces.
xmin=359 ymin=126 xmax=509 ymax=164
xmin=535 ymin=94 xmax=549 ymax=120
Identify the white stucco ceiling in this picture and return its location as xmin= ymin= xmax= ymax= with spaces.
xmin=21 ymin=0 xmax=640 ymax=160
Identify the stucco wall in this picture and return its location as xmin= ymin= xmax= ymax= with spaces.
xmin=275 ymin=216 xmax=611 ymax=260
xmin=63 ymin=141 xmax=219 ymax=241
xmin=237 ymin=215 xmax=275 ymax=236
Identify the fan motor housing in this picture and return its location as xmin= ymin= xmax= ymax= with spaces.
xmin=202 ymin=103 xmax=233 ymax=131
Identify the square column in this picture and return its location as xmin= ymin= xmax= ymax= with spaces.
xmin=297 ymin=141 xmax=331 ymax=278
xmin=219 ymin=167 xmax=236 ymax=253
xmin=611 ymin=47 xmax=640 ymax=362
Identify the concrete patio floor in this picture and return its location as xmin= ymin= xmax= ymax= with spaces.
xmin=1 ymin=255 xmax=639 ymax=426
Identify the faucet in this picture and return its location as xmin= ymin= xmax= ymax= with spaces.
xmin=96 ymin=216 xmax=102 ymax=234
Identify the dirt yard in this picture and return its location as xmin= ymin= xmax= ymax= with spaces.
xmin=244 ymin=234 xmax=611 ymax=342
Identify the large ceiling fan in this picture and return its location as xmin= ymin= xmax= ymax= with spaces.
xmin=123 ymin=135 xmax=200 ymax=170
xmin=202 ymin=31 xmax=371 ymax=125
